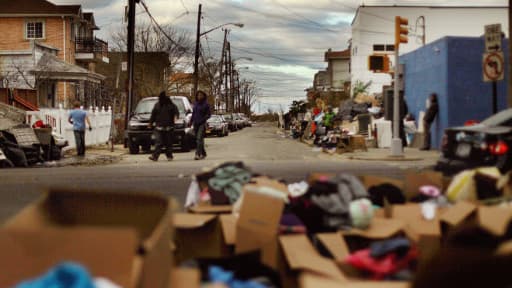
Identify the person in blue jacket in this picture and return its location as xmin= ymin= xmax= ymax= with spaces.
xmin=191 ymin=90 xmax=211 ymax=160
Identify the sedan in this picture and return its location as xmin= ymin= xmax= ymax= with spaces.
xmin=436 ymin=108 xmax=512 ymax=175
xmin=206 ymin=115 xmax=229 ymax=137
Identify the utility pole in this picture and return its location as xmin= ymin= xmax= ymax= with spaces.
xmin=192 ymin=3 xmax=202 ymax=100
xmin=391 ymin=16 xmax=408 ymax=156
xmin=236 ymin=72 xmax=241 ymax=112
xmin=124 ymin=0 xmax=138 ymax=130
xmin=227 ymin=42 xmax=233 ymax=112
xmin=218 ymin=29 xmax=228 ymax=113
xmin=224 ymin=48 xmax=229 ymax=112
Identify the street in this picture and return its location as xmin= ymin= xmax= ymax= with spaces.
xmin=0 ymin=123 xmax=437 ymax=223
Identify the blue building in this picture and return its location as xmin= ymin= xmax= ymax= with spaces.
xmin=401 ymin=36 xmax=509 ymax=149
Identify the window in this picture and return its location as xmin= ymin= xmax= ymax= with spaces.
xmin=373 ymin=44 xmax=385 ymax=51
xmin=373 ymin=44 xmax=395 ymax=52
xmin=26 ymin=21 xmax=44 ymax=39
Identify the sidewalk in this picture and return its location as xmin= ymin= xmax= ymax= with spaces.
xmin=37 ymin=144 xmax=126 ymax=167
xmin=341 ymin=148 xmax=441 ymax=162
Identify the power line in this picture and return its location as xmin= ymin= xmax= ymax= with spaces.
xmin=270 ymin=0 xmax=340 ymax=33
xmin=138 ymin=0 xmax=190 ymax=51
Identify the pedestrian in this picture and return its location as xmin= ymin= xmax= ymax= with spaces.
xmin=68 ymin=101 xmax=92 ymax=157
xmin=191 ymin=90 xmax=211 ymax=160
xmin=148 ymin=91 xmax=179 ymax=161
xmin=421 ymin=93 xmax=439 ymax=150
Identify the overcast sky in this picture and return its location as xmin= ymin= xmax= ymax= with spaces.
xmin=53 ymin=0 xmax=506 ymax=113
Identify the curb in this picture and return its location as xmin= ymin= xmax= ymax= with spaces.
xmin=346 ymin=155 xmax=424 ymax=161
xmin=37 ymin=154 xmax=123 ymax=168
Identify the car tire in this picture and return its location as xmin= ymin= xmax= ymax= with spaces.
xmin=497 ymin=153 xmax=512 ymax=173
xmin=181 ymin=138 xmax=191 ymax=152
xmin=128 ymin=139 xmax=140 ymax=154
xmin=0 ymin=159 xmax=14 ymax=168
xmin=142 ymin=144 xmax=151 ymax=153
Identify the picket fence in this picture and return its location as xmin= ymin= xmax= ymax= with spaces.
xmin=26 ymin=105 xmax=112 ymax=149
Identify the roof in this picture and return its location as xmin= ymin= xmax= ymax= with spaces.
xmin=170 ymin=72 xmax=193 ymax=83
xmin=0 ymin=0 xmax=81 ymax=15
xmin=83 ymin=12 xmax=99 ymax=30
xmin=351 ymin=5 xmax=507 ymax=26
xmin=31 ymin=53 xmax=105 ymax=83
xmin=325 ymin=49 xmax=350 ymax=61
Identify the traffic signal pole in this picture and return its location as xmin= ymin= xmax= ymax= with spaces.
xmin=391 ymin=16 xmax=408 ymax=156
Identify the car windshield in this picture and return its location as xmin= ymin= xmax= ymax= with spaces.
xmin=134 ymin=99 xmax=156 ymax=114
xmin=134 ymin=98 xmax=186 ymax=116
xmin=481 ymin=108 xmax=512 ymax=127
xmin=209 ymin=116 xmax=222 ymax=123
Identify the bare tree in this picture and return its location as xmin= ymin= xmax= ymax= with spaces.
xmin=110 ymin=21 xmax=194 ymax=75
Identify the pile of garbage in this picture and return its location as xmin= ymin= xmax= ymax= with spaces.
xmin=4 ymin=162 xmax=512 ymax=288
xmin=0 ymin=119 xmax=67 ymax=168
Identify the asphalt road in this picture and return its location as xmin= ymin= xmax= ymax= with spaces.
xmin=0 ymin=123 xmax=433 ymax=223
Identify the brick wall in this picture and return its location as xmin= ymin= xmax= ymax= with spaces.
xmin=0 ymin=16 xmax=75 ymax=64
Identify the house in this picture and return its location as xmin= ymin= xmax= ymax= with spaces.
xmin=0 ymin=0 xmax=108 ymax=110
xmin=96 ymin=51 xmax=170 ymax=112
xmin=313 ymin=70 xmax=329 ymax=91
xmin=401 ymin=36 xmax=509 ymax=149
xmin=324 ymin=48 xmax=350 ymax=92
xmin=350 ymin=5 xmax=508 ymax=95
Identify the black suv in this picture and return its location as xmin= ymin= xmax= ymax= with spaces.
xmin=125 ymin=96 xmax=195 ymax=154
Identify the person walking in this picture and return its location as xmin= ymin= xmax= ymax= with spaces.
xmin=191 ymin=90 xmax=211 ymax=160
xmin=421 ymin=93 xmax=439 ymax=150
xmin=68 ymin=101 xmax=92 ymax=157
xmin=148 ymin=91 xmax=179 ymax=161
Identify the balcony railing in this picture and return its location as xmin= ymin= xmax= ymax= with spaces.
xmin=75 ymin=37 xmax=108 ymax=59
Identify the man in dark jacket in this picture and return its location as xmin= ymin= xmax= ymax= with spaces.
xmin=191 ymin=90 xmax=211 ymax=160
xmin=148 ymin=91 xmax=178 ymax=161
xmin=421 ymin=93 xmax=439 ymax=150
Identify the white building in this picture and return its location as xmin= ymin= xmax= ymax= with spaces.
xmin=350 ymin=5 xmax=508 ymax=95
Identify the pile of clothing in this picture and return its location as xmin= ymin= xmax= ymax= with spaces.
xmin=345 ymin=237 xmax=418 ymax=280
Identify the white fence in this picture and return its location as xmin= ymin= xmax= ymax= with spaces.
xmin=26 ymin=105 xmax=112 ymax=149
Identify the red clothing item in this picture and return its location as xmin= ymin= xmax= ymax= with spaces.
xmin=345 ymin=247 xmax=418 ymax=280
xmin=313 ymin=107 xmax=321 ymax=116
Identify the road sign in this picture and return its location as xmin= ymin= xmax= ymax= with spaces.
xmin=483 ymin=52 xmax=504 ymax=82
xmin=484 ymin=24 xmax=502 ymax=52
xmin=121 ymin=61 xmax=128 ymax=72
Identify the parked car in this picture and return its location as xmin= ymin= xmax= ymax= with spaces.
xmin=206 ymin=115 xmax=229 ymax=137
xmin=125 ymin=96 xmax=195 ymax=154
xmin=233 ymin=113 xmax=245 ymax=130
xmin=222 ymin=114 xmax=238 ymax=131
xmin=237 ymin=113 xmax=251 ymax=127
xmin=436 ymin=108 xmax=512 ymax=175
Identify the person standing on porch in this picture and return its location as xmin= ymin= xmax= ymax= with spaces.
xmin=68 ymin=101 xmax=92 ymax=157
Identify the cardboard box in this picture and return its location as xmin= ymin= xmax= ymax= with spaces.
xmin=404 ymin=171 xmax=444 ymax=200
xmin=1 ymin=189 xmax=173 ymax=288
xmin=173 ymin=213 xmax=228 ymax=264
xmin=279 ymin=234 xmax=347 ymax=282
xmin=188 ymin=205 xmax=233 ymax=214
xmin=300 ymin=273 xmax=410 ymax=288
xmin=236 ymin=191 xmax=284 ymax=269
xmin=169 ymin=268 xmax=200 ymax=288
xmin=439 ymin=201 xmax=477 ymax=232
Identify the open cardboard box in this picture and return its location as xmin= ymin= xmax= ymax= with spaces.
xmin=299 ymin=273 xmax=410 ymax=288
xmin=0 ymin=189 xmax=173 ymax=288
xmin=173 ymin=213 xmax=229 ymax=264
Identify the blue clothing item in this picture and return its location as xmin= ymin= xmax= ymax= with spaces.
xmin=208 ymin=266 xmax=268 ymax=288
xmin=191 ymin=100 xmax=211 ymax=127
xmin=69 ymin=109 xmax=88 ymax=131
xmin=16 ymin=262 xmax=95 ymax=288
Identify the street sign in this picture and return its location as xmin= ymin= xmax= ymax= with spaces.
xmin=121 ymin=61 xmax=128 ymax=72
xmin=483 ymin=52 xmax=505 ymax=82
xmin=484 ymin=24 xmax=502 ymax=52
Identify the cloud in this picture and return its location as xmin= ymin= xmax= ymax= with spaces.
xmin=51 ymin=0 xmax=507 ymax=112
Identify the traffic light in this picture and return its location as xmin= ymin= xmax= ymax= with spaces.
xmin=368 ymin=54 xmax=390 ymax=73
xmin=395 ymin=16 xmax=408 ymax=46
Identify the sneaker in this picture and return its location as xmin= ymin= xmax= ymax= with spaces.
xmin=419 ymin=147 xmax=430 ymax=151
xmin=149 ymin=156 xmax=158 ymax=161
xmin=166 ymin=155 xmax=174 ymax=161
xmin=194 ymin=155 xmax=200 ymax=160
